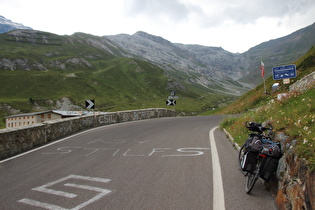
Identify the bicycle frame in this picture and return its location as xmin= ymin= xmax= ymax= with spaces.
xmin=239 ymin=121 xmax=279 ymax=194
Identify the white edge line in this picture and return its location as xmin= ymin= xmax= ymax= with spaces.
xmin=209 ymin=126 xmax=226 ymax=210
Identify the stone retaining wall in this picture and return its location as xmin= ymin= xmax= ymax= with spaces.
xmin=0 ymin=108 xmax=176 ymax=160
xmin=275 ymin=133 xmax=315 ymax=210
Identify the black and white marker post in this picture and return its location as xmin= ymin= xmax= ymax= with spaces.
xmin=85 ymin=99 xmax=96 ymax=126
xmin=166 ymin=91 xmax=178 ymax=110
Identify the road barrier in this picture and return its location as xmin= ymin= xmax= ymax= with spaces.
xmin=0 ymin=108 xmax=176 ymax=160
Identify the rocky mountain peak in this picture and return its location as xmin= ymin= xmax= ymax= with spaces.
xmin=133 ymin=31 xmax=172 ymax=46
xmin=0 ymin=16 xmax=32 ymax=33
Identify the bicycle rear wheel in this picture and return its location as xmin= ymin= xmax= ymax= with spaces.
xmin=245 ymin=172 xmax=258 ymax=194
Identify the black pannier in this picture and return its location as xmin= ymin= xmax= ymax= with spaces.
xmin=260 ymin=143 xmax=282 ymax=158
xmin=245 ymin=135 xmax=263 ymax=152
xmin=259 ymin=157 xmax=279 ymax=182
xmin=241 ymin=151 xmax=258 ymax=172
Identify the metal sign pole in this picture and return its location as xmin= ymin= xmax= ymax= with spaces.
xmin=263 ymin=76 xmax=267 ymax=94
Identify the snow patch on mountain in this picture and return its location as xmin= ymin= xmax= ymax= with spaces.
xmin=0 ymin=15 xmax=32 ymax=33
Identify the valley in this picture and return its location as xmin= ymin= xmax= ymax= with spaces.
xmin=0 ymin=21 xmax=315 ymax=128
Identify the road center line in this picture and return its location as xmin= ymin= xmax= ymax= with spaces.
xmin=209 ymin=126 xmax=226 ymax=210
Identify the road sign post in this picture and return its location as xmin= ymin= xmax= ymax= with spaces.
xmin=166 ymin=91 xmax=177 ymax=109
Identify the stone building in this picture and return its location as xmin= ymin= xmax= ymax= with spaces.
xmin=5 ymin=110 xmax=82 ymax=128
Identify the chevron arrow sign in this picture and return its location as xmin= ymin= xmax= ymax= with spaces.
xmin=166 ymin=99 xmax=176 ymax=106
xmin=85 ymin=100 xmax=95 ymax=109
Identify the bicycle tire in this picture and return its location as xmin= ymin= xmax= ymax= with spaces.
xmin=245 ymin=172 xmax=258 ymax=194
xmin=238 ymin=144 xmax=246 ymax=171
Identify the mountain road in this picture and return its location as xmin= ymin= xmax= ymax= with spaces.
xmin=0 ymin=116 xmax=277 ymax=209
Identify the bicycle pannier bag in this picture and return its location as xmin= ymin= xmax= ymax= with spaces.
xmin=241 ymin=152 xmax=258 ymax=172
xmin=248 ymin=136 xmax=263 ymax=152
xmin=261 ymin=143 xmax=282 ymax=158
xmin=259 ymin=157 xmax=279 ymax=182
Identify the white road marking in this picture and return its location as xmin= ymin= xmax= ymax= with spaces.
xmin=161 ymin=147 xmax=210 ymax=157
xmin=65 ymin=183 xmax=111 ymax=193
xmin=42 ymin=146 xmax=211 ymax=157
xmin=18 ymin=174 xmax=112 ymax=210
xmin=42 ymin=147 xmax=82 ymax=155
xmin=84 ymin=148 xmax=101 ymax=157
xmin=18 ymin=199 xmax=67 ymax=210
xmin=209 ymin=126 xmax=226 ymax=210
xmin=134 ymin=139 xmax=152 ymax=144
xmin=148 ymin=148 xmax=171 ymax=156
xmin=112 ymin=149 xmax=120 ymax=156
xmin=122 ymin=149 xmax=146 ymax=156
xmin=0 ymin=120 xmax=151 ymax=163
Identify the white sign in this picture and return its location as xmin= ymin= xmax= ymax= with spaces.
xmin=168 ymin=96 xmax=179 ymax=99
xmin=283 ymin=78 xmax=290 ymax=84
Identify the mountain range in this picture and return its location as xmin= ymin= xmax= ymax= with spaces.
xmin=0 ymin=16 xmax=32 ymax=33
xmin=106 ymin=23 xmax=315 ymax=88
xmin=0 ymin=16 xmax=315 ymax=120
xmin=1 ymin=16 xmax=314 ymax=93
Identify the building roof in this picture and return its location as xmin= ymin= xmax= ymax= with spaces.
xmin=5 ymin=111 xmax=53 ymax=118
xmin=5 ymin=110 xmax=81 ymax=118
xmin=50 ymin=110 xmax=82 ymax=117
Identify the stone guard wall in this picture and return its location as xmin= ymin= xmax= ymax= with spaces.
xmin=0 ymin=108 xmax=176 ymax=160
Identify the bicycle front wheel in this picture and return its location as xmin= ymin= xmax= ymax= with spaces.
xmin=245 ymin=172 xmax=258 ymax=194
xmin=238 ymin=144 xmax=246 ymax=171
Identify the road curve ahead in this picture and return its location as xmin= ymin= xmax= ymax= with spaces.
xmin=0 ymin=116 xmax=276 ymax=210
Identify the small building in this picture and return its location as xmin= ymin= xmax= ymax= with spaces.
xmin=5 ymin=110 xmax=82 ymax=129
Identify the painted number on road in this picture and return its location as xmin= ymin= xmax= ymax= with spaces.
xmin=18 ymin=174 xmax=112 ymax=209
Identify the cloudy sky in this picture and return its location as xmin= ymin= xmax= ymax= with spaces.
xmin=1 ymin=0 xmax=315 ymax=53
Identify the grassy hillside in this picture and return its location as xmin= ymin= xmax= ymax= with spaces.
xmin=0 ymin=31 xmax=118 ymax=59
xmin=0 ymin=30 xmax=237 ymax=128
xmin=219 ymin=46 xmax=315 ymax=170
xmin=0 ymin=57 xmax=226 ymax=123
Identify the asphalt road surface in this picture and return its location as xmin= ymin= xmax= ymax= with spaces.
xmin=0 ymin=116 xmax=277 ymax=210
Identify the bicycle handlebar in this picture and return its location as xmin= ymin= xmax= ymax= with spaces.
xmin=245 ymin=121 xmax=273 ymax=133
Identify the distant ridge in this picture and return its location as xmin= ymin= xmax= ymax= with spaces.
xmin=0 ymin=16 xmax=33 ymax=33
xmin=107 ymin=22 xmax=315 ymax=86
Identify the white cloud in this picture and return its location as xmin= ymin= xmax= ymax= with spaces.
xmin=1 ymin=0 xmax=315 ymax=53
xmin=124 ymin=0 xmax=192 ymax=21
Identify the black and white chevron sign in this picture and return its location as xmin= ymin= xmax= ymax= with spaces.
xmin=166 ymin=99 xmax=176 ymax=106
xmin=85 ymin=100 xmax=95 ymax=109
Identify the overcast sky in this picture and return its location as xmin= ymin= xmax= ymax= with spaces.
xmin=1 ymin=0 xmax=315 ymax=53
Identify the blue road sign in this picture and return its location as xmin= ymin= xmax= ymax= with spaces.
xmin=272 ymin=64 xmax=297 ymax=80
